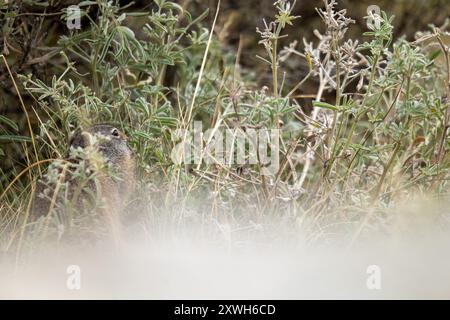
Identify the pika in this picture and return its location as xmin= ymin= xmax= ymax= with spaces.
xmin=31 ymin=124 xmax=135 ymax=240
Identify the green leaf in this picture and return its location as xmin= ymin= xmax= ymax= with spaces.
xmin=98 ymin=29 xmax=116 ymax=63
xmin=429 ymin=50 xmax=441 ymax=61
xmin=117 ymin=26 xmax=136 ymax=40
xmin=0 ymin=135 xmax=32 ymax=143
xmin=164 ymin=2 xmax=184 ymax=13
xmin=78 ymin=1 xmax=97 ymax=7
xmin=313 ymin=101 xmax=339 ymax=111
xmin=133 ymin=130 xmax=153 ymax=140
xmin=125 ymin=12 xmax=151 ymax=17
xmin=0 ymin=115 xmax=19 ymax=131
xmin=117 ymin=13 xmax=127 ymax=23
xmin=351 ymin=144 xmax=372 ymax=152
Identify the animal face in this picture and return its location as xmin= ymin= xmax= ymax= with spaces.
xmin=67 ymin=124 xmax=133 ymax=166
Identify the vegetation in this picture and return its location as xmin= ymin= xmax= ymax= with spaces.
xmin=0 ymin=0 xmax=449 ymax=260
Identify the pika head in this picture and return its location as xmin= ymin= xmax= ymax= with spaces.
xmin=66 ymin=123 xmax=136 ymax=202
xmin=67 ymin=124 xmax=134 ymax=170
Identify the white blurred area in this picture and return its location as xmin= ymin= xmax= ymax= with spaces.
xmin=1 ymin=199 xmax=450 ymax=299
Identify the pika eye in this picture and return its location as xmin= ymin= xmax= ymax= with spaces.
xmin=111 ymin=128 xmax=120 ymax=137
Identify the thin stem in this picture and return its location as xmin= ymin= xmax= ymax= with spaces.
xmin=271 ymin=34 xmax=280 ymax=97
xmin=323 ymin=51 xmax=341 ymax=178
